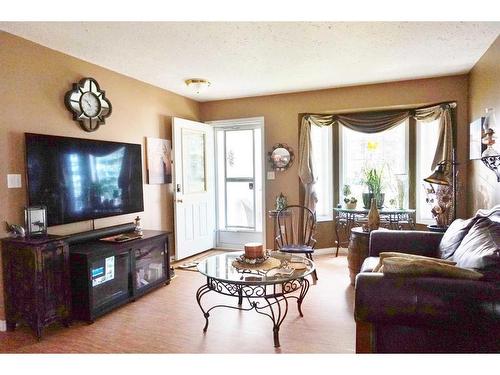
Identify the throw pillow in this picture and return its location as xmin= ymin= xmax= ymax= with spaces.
xmin=438 ymin=217 xmax=475 ymax=259
xmin=451 ymin=217 xmax=500 ymax=280
xmin=372 ymin=251 xmax=456 ymax=272
xmin=381 ymin=257 xmax=483 ymax=280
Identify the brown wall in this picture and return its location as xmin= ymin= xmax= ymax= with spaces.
xmin=200 ymin=75 xmax=470 ymax=249
xmin=468 ymin=36 xmax=500 ymax=215
xmin=0 ymin=31 xmax=201 ymax=319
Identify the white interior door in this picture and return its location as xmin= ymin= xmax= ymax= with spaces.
xmin=172 ymin=117 xmax=215 ymax=260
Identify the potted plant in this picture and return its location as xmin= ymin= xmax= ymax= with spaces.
xmin=344 ymin=196 xmax=358 ymax=209
xmin=362 ymin=167 xmax=385 ymax=209
xmin=342 ymin=185 xmax=351 ymax=207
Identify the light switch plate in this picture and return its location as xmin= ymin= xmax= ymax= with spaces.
xmin=7 ymin=174 xmax=22 ymax=188
xmin=267 ymin=171 xmax=275 ymax=180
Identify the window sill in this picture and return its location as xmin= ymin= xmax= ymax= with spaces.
xmin=316 ymin=215 xmax=333 ymax=223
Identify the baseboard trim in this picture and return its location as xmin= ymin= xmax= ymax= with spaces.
xmin=0 ymin=320 xmax=6 ymax=332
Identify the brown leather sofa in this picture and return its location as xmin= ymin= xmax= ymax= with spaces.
xmin=354 ymin=206 xmax=500 ymax=353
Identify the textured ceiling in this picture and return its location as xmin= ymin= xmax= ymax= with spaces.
xmin=1 ymin=22 xmax=499 ymax=102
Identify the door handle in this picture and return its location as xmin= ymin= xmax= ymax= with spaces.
xmin=249 ymin=182 xmax=254 ymax=190
xmin=176 ymin=199 xmax=183 ymax=203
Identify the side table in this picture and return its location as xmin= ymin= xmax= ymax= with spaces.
xmin=347 ymin=227 xmax=387 ymax=286
xmin=1 ymin=235 xmax=72 ymax=338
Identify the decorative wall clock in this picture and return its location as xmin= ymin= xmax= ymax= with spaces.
xmin=65 ymin=77 xmax=112 ymax=132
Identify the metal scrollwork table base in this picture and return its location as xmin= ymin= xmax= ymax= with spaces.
xmin=196 ymin=252 xmax=315 ymax=348
xmin=333 ymin=207 xmax=416 ymax=256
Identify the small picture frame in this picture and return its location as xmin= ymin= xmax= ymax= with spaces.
xmin=469 ymin=117 xmax=486 ymax=160
xmin=25 ymin=205 xmax=47 ymax=237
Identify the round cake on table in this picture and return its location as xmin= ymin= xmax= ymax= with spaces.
xmin=244 ymin=242 xmax=265 ymax=259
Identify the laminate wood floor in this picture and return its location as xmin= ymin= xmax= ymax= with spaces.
xmin=0 ymin=250 xmax=355 ymax=353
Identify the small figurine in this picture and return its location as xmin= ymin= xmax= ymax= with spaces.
xmin=275 ymin=193 xmax=287 ymax=211
xmin=5 ymin=221 xmax=25 ymax=237
xmin=134 ymin=216 xmax=143 ymax=235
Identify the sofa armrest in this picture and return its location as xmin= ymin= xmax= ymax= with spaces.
xmin=369 ymin=230 xmax=443 ymax=257
xmin=354 ymin=273 xmax=500 ymax=328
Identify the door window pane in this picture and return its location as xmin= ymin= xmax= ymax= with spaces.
xmin=226 ymin=181 xmax=255 ymax=228
xmin=254 ymin=128 xmax=263 ymax=231
xmin=226 ymin=130 xmax=254 ymax=178
xmin=182 ymin=129 xmax=206 ymax=193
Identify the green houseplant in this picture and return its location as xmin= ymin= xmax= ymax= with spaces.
xmin=362 ymin=167 xmax=385 ymax=209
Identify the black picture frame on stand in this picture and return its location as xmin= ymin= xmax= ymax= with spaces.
xmin=25 ymin=205 xmax=47 ymax=237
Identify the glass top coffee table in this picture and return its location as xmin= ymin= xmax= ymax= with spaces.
xmin=196 ymin=251 xmax=315 ymax=347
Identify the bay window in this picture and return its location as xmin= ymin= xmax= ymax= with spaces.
xmin=340 ymin=121 xmax=409 ymax=210
xmin=309 ymin=116 xmax=445 ymax=225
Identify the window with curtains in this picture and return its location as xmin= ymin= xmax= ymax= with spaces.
xmin=340 ymin=120 xmax=409 ymax=209
xmin=300 ymin=103 xmax=455 ymax=226
xmin=311 ymin=124 xmax=333 ymax=221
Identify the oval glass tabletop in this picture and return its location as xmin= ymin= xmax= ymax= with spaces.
xmin=197 ymin=251 xmax=315 ymax=285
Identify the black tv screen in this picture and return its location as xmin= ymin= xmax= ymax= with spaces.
xmin=25 ymin=133 xmax=144 ymax=226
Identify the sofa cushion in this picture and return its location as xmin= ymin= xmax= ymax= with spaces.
xmin=438 ymin=217 xmax=475 ymax=259
xmin=372 ymin=251 xmax=456 ymax=272
xmin=451 ymin=217 xmax=500 ymax=280
xmin=361 ymin=257 xmax=380 ymax=273
xmin=381 ymin=257 xmax=483 ymax=280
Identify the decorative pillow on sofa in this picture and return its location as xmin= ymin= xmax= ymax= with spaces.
xmin=438 ymin=217 xmax=475 ymax=259
xmin=372 ymin=252 xmax=456 ymax=272
xmin=451 ymin=217 xmax=500 ymax=280
xmin=381 ymin=257 xmax=483 ymax=280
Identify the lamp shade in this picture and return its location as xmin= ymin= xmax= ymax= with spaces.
xmin=423 ymin=163 xmax=449 ymax=186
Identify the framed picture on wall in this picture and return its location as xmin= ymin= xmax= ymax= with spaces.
xmin=469 ymin=117 xmax=486 ymax=160
xmin=146 ymin=137 xmax=172 ymax=184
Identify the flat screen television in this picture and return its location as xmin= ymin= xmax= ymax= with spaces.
xmin=25 ymin=133 xmax=144 ymax=226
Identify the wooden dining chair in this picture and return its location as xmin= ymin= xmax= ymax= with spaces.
xmin=276 ymin=205 xmax=318 ymax=282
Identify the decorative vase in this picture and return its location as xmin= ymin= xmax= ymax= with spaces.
xmin=362 ymin=193 xmax=384 ymax=209
xmin=396 ymin=174 xmax=407 ymax=209
xmin=367 ymin=198 xmax=380 ymax=231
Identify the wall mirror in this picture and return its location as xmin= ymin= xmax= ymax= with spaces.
xmin=269 ymin=143 xmax=294 ymax=171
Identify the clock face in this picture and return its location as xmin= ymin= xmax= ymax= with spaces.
xmin=80 ymin=92 xmax=100 ymax=117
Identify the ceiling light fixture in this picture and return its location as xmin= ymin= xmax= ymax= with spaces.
xmin=185 ymin=78 xmax=211 ymax=94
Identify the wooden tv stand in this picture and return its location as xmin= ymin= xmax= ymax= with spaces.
xmin=1 ymin=227 xmax=172 ymax=338
xmin=70 ymin=230 xmax=172 ymax=323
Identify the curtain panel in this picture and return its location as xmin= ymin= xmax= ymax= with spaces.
xmin=298 ymin=102 xmax=456 ymax=213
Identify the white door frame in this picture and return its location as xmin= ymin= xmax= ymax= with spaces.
xmin=206 ymin=117 xmax=266 ymax=250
